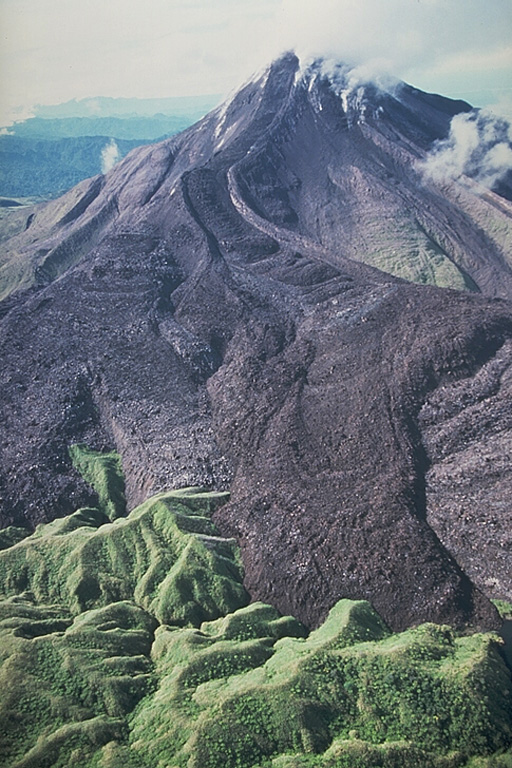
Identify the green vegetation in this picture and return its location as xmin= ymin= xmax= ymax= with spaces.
xmin=69 ymin=443 xmax=127 ymax=521
xmin=364 ymin=238 xmax=474 ymax=291
xmin=0 ymin=448 xmax=510 ymax=767
xmin=0 ymin=526 xmax=30 ymax=550
xmin=133 ymin=602 xmax=510 ymax=768
xmin=0 ymin=487 xmax=247 ymax=624
xmin=0 ymin=597 xmax=152 ymax=767
xmin=355 ymin=216 xmax=477 ymax=291
xmin=494 ymin=600 xmax=512 ymax=620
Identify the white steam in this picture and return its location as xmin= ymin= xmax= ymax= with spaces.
xmin=101 ymin=138 xmax=120 ymax=174
xmin=295 ymin=57 xmax=397 ymax=127
xmin=272 ymin=0 xmax=512 ymax=97
xmin=420 ymin=110 xmax=512 ymax=190
xmin=307 ymin=57 xmax=399 ymax=95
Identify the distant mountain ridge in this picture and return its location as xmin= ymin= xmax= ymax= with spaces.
xmin=0 ymin=52 xmax=511 ymax=635
xmin=30 ymin=94 xmax=222 ymax=120
xmin=6 ymin=115 xmax=197 ymax=141
xmin=0 ymin=135 xmax=143 ymax=198
xmin=0 ymin=94 xmax=221 ymax=197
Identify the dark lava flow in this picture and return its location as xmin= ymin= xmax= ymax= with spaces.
xmin=1 ymin=53 xmax=511 ymax=631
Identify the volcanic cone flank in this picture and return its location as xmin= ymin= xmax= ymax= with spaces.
xmin=1 ymin=52 xmax=511 ymax=632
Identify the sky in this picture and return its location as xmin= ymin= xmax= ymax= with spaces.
xmin=1 ymin=0 xmax=511 ymax=126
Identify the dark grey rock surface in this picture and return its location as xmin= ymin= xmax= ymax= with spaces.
xmin=1 ymin=53 xmax=511 ymax=632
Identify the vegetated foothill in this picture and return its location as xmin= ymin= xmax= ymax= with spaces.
xmin=0 ymin=465 xmax=510 ymax=768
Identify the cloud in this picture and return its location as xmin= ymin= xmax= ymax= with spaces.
xmin=270 ymin=0 xmax=512 ymax=101
xmin=487 ymin=96 xmax=512 ymax=123
xmin=419 ymin=110 xmax=512 ymax=190
xmin=0 ymin=0 xmax=278 ymax=125
xmin=0 ymin=0 xmax=511 ymax=126
xmin=101 ymin=139 xmax=120 ymax=174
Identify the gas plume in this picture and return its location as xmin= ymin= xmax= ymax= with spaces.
xmin=101 ymin=139 xmax=120 ymax=174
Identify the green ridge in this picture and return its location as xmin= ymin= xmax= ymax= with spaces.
xmin=0 ymin=462 xmax=510 ymax=767
xmin=137 ymin=602 xmax=509 ymax=768
xmin=0 ymin=526 xmax=30 ymax=550
xmin=0 ymin=488 xmax=247 ymax=624
xmin=69 ymin=444 xmax=127 ymax=521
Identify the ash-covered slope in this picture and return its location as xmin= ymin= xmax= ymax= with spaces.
xmin=1 ymin=53 xmax=511 ymax=632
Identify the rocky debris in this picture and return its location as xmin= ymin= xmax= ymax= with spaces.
xmin=0 ymin=53 xmax=511 ymax=632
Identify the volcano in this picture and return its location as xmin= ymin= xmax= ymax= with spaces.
xmin=1 ymin=52 xmax=511 ymax=632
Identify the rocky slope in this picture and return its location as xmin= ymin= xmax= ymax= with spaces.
xmin=0 ymin=53 xmax=511 ymax=633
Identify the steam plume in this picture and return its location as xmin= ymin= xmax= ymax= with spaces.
xmin=101 ymin=139 xmax=120 ymax=174
xmin=419 ymin=110 xmax=512 ymax=190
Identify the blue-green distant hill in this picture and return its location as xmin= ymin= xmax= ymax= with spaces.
xmin=0 ymin=135 xmax=143 ymax=197
xmin=32 ymin=94 xmax=222 ymax=120
xmin=0 ymin=95 xmax=220 ymax=197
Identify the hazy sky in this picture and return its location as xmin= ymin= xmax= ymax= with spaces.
xmin=1 ymin=0 xmax=511 ymax=125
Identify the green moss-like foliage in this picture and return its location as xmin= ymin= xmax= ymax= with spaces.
xmin=0 ymin=526 xmax=30 ymax=550
xmin=69 ymin=444 xmax=127 ymax=520
xmin=142 ymin=600 xmax=509 ymax=768
xmin=0 ymin=480 xmax=511 ymax=768
xmin=0 ymin=597 xmax=152 ymax=767
xmin=0 ymin=488 xmax=248 ymax=623
xmin=494 ymin=600 xmax=512 ymax=620
xmin=0 ymin=487 xmax=250 ymax=767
